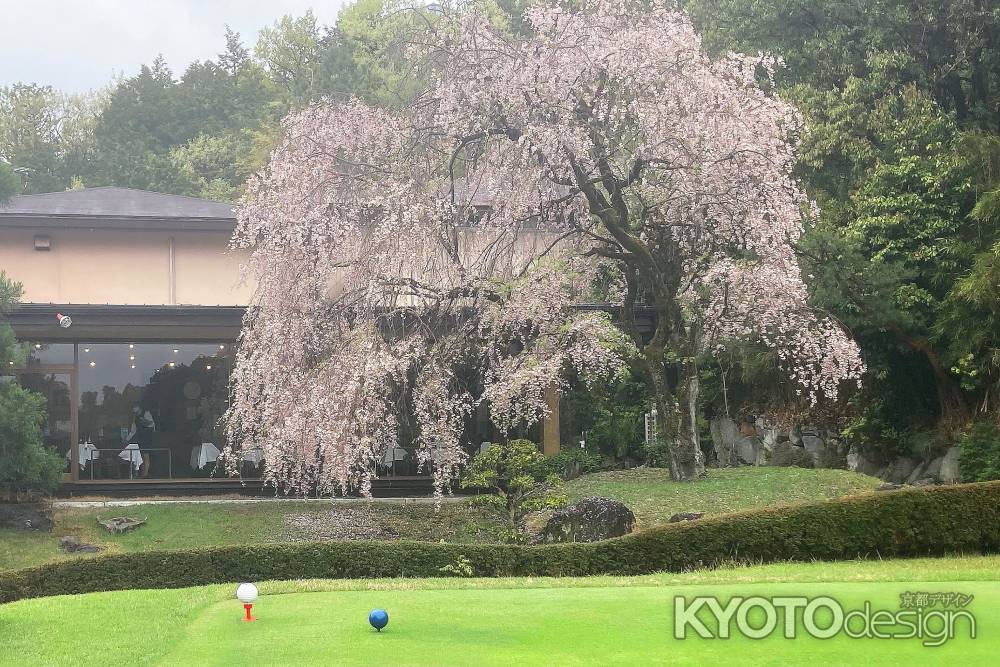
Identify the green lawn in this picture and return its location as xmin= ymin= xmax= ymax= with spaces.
xmin=0 ymin=467 xmax=881 ymax=572
xmin=0 ymin=556 xmax=994 ymax=666
xmin=0 ymin=500 xmax=500 ymax=572
xmin=564 ymin=467 xmax=881 ymax=527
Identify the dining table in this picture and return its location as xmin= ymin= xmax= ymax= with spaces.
xmin=66 ymin=442 xmax=100 ymax=470
xmin=119 ymin=442 xmax=143 ymax=475
xmin=190 ymin=442 xmax=222 ymax=470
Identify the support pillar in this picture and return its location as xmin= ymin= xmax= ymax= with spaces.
xmin=542 ymin=384 xmax=560 ymax=456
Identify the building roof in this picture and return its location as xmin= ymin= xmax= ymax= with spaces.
xmin=0 ymin=187 xmax=235 ymax=221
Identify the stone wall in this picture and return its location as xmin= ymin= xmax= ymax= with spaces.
xmin=846 ymin=445 xmax=962 ymax=484
xmin=706 ymin=416 xmax=962 ymax=484
xmin=707 ymin=416 xmax=844 ymax=468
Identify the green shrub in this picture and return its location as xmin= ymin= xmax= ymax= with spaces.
xmin=0 ymin=273 xmax=63 ymax=496
xmin=533 ymin=449 xmax=602 ymax=479
xmin=562 ymin=368 xmax=648 ymax=462
xmin=462 ymin=439 xmax=566 ymax=539
xmin=959 ymin=423 xmax=1000 ymax=482
xmin=2 ymin=481 xmax=998 ymax=604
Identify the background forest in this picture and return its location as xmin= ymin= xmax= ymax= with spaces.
xmin=2 ymin=0 xmax=999 ymax=476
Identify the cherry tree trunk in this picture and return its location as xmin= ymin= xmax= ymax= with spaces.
xmin=644 ymin=351 xmax=705 ymax=481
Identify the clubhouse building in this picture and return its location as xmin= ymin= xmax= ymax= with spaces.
xmin=0 ymin=187 xmax=562 ymax=494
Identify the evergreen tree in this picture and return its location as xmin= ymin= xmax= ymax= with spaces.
xmin=0 ymin=274 xmax=63 ymax=496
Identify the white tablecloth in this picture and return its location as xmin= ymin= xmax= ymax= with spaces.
xmin=119 ymin=443 xmax=143 ymax=471
xmin=66 ymin=442 xmax=100 ymax=469
xmin=381 ymin=447 xmax=409 ymax=466
xmin=190 ymin=442 xmax=221 ymax=469
xmin=241 ymin=447 xmax=264 ymax=466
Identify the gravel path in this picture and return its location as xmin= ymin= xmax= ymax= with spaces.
xmin=282 ymin=507 xmax=403 ymax=541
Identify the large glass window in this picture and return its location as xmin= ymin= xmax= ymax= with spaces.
xmin=16 ymin=371 xmax=72 ymax=464
xmin=7 ymin=342 xmax=75 ymax=369
xmin=77 ymin=343 xmax=232 ymax=479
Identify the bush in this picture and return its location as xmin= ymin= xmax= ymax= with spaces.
xmin=959 ymin=423 xmax=1000 ymax=482
xmin=562 ymin=368 xmax=650 ymax=463
xmin=533 ymin=449 xmax=602 ymax=479
xmin=766 ymin=441 xmax=814 ymax=468
xmin=0 ymin=273 xmax=64 ymax=496
xmin=462 ymin=439 xmax=566 ymax=539
xmin=2 ymin=481 xmax=998 ymax=604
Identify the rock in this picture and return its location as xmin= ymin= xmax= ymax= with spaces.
xmin=98 ymin=516 xmax=145 ymax=533
xmin=910 ymin=478 xmax=937 ymax=487
xmin=709 ymin=417 xmax=765 ymax=466
xmin=709 ymin=417 xmax=742 ymax=467
xmin=882 ymin=457 xmax=919 ymax=484
xmin=0 ymin=503 xmax=53 ymax=531
xmin=59 ymin=536 xmax=100 ymax=553
xmin=876 ymin=483 xmax=902 ymax=491
xmin=668 ymin=512 xmax=704 ymax=523
xmin=766 ymin=441 xmax=813 ymax=468
xmin=736 ymin=436 xmax=763 ymax=465
xmin=540 ymin=497 xmax=635 ymax=544
xmin=923 ymin=456 xmax=944 ymax=480
xmin=801 ymin=435 xmax=827 ymax=465
xmin=846 ymin=447 xmax=882 ymax=477
xmin=905 ymin=461 xmax=929 ymax=485
xmin=939 ymin=446 xmax=962 ymax=484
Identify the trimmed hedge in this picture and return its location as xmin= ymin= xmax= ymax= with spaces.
xmin=2 ymin=481 xmax=998 ymax=604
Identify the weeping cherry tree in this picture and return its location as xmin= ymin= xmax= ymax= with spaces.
xmin=225 ymin=0 xmax=864 ymax=492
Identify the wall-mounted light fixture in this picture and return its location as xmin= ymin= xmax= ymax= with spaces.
xmin=33 ymin=235 xmax=51 ymax=251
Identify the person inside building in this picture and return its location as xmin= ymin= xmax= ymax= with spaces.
xmin=126 ymin=404 xmax=156 ymax=478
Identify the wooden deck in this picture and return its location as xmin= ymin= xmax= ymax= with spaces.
xmin=58 ymin=476 xmax=436 ymax=498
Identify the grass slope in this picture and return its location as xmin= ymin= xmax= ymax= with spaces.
xmin=0 ymin=556 xmax=994 ymax=666
xmin=0 ymin=501 xmax=498 ymax=572
xmin=0 ymin=467 xmax=881 ymax=572
xmin=564 ymin=467 xmax=881 ymax=527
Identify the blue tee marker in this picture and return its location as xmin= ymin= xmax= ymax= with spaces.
xmin=369 ymin=609 xmax=389 ymax=632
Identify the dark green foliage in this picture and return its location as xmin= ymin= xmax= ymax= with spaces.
xmin=532 ymin=449 xmax=603 ymax=479
xmin=0 ymin=273 xmax=63 ymax=495
xmin=562 ymin=368 xmax=648 ymax=462
xmin=1 ymin=481 xmax=997 ymax=604
xmin=0 ymin=163 xmax=19 ymax=202
xmin=88 ymin=54 xmax=276 ymax=199
xmin=959 ymin=423 xmax=1000 ymax=482
xmin=0 ymin=83 xmax=83 ymax=193
xmin=684 ymin=0 xmax=1000 ymax=127
xmin=462 ymin=439 xmax=566 ymax=538
xmin=0 ymin=382 xmax=62 ymax=495
xmin=682 ymin=0 xmax=1000 ymax=450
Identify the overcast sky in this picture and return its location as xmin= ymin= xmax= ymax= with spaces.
xmin=0 ymin=1 xmax=347 ymax=93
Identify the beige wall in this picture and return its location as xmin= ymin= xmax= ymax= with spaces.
xmin=0 ymin=227 xmax=251 ymax=306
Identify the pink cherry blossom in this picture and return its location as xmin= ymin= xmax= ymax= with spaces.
xmin=225 ymin=0 xmax=863 ymax=492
